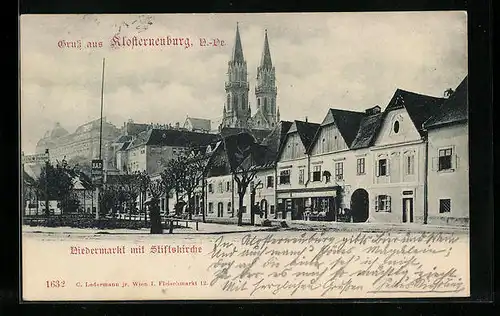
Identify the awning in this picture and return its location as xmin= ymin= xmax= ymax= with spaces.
xmin=277 ymin=190 xmax=337 ymax=199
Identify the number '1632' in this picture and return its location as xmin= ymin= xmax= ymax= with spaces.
xmin=46 ymin=280 xmax=66 ymax=288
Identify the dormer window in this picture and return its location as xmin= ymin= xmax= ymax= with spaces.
xmin=393 ymin=120 xmax=400 ymax=133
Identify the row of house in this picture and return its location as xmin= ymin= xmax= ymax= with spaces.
xmin=203 ymin=76 xmax=469 ymax=226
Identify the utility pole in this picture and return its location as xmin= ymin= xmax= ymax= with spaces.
xmin=96 ymin=57 xmax=106 ymax=220
xmin=44 ymin=149 xmax=50 ymax=216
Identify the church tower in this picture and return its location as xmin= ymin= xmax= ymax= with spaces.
xmin=253 ymin=29 xmax=278 ymax=129
xmin=221 ymin=23 xmax=251 ymax=129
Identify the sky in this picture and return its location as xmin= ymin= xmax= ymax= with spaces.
xmin=20 ymin=12 xmax=467 ymax=153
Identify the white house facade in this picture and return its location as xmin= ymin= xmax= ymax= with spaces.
xmin=423 ymin=76 xmax=468 ymax=226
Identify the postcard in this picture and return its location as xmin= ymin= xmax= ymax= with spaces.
xmin=20 ymin=12 xmax=469 ymax=301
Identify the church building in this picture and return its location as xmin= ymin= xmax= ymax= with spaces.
xmin=220 ymin=24 xmax=280 ymax=131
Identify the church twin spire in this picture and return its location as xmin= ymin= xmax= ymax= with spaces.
xmin=231 ymin=22 xmax=245 ymax=64
xmin=260 ymin=29 xmax=273 ymax=69
xmin=221 ymin=24 xmax=279 ymax=131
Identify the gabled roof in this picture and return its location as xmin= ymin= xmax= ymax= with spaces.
xmin=185 ymin=117 xmax=211 ymax=131
xmin=222 ymin=133 xmax=274 ymax=172
xmin=126 ymin=129 xmax=220 ymax=150
xmin=288 ymin=120 xmax=320 ymax=149
xmin=261 ymin=120 xmax=293 ymax=155
xmin=219 ymin=127 xmax=272 ymax=143
xmin=119 ymin=141 xmax=131 ymax=151
xmin=351 ymin=112 xmax=384 ymax=149
xmin=308 ymin=108 xmax=366 ymax=153
xmin=113 ymin=135 xmax=133 ymax=143
xmin=423 ymin=76 xmax=468 ymax=130
xmin=383 ymin=89 xmax=446 ymax=135
xmin=125 ymin=122 xmax=150 ymax=136
xmin=23 ymin=170 xmax=36 ymax=186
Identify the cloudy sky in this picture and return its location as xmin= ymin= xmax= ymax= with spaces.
xmin=20 ymin=12 xmax=467 ymax=153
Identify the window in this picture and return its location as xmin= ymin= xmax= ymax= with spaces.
xmin=208 ymin=203 xmax=214 ymax=213
xmin=270 ymin=205 xmax=275 ymax=214
xmin=298 ymin=168 xmax=305 ymax=184
xmin=439 ymin=199 xmax=451 ymax=213
xmin=439 ymin=148 xmax=453 ymax=171
xmin=378 ymin=159 xmax=388 ymax=176
xmin=228 ymin=202 xmax=232 ymax=214
xmin=218 ymin=182 xmax=223 ymax=193
xmin=335 ymin=162 xmax=344 ymax=180
xmin=208 ymin=184 xmax=213 ymax=193
xmin=258 ymin=98 xmax=261 ymax=106
xmin=280 ymin=170 xmax=290 ymax=184
xmin=312 ymin=165 xmax=321 ymax=182
xmin=375 ymin=195 xmax=391 ymax=212
xmin=357 ymin=158 xmax=365 ymax=175
xmin=267 ymin=176 xmax=274 ymax=188
xmin=226 ymin=181 xmax=230 ymax=192
xmin=393 ymin=120 xmax=400 ymax=133
xmin=406 ymin=155 xmax=415 ymax=175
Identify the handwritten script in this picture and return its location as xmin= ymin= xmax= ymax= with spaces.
xmin=206 ymin=231 xmax=467 ymax=298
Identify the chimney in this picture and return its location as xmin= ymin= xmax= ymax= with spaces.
xmin=305 ymin=116 xmax=308 ymax=122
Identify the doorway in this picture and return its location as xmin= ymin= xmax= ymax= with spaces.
xmin=217 ymin=202 xmax=224 ymax=217
xmin=402 ymin=198 xmax=414 ymax=223
xmin=350 ymin=189 xmax=369 ymax=222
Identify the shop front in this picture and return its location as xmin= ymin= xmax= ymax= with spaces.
xmin=276 ymin=186 xmax=341 ymax=222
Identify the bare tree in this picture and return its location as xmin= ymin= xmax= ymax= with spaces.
xmin=179 ymin=149 xmax=211 ymax=220
xmin=249 ymin=177 xmax=263 ymax=226
xmin=223 ymin=133 xmax=269 ymax=226
xmin=116 ymin=172 xmax=142 ymax=219
xmin=160 ymin=168 xmax=176 ymax=217
xmin=164 ymin=157 xmax=187 ymax=214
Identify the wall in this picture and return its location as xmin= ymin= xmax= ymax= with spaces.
xmin=369 ymin=107 xmax=425 ymax=223
xmin=206 ymin=174 xmax=235 ymax=218
xmin=246 ymin=169 xmax=276 ymax=218
xmin=126 ymin=145 xmax=148 ymax=173
xmin=369 ymin=142 xmax=425 ymax=223
xmin=427 ymin=123 xmax=469 ymax=226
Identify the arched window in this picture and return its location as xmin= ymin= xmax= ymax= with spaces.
xmin=233 ymin=94 xmax=238 ymax=110
xmin=227 ymin=94 xmax=231 ymax=111
xmin=263 ymin=98 xmax=268 ymax=112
